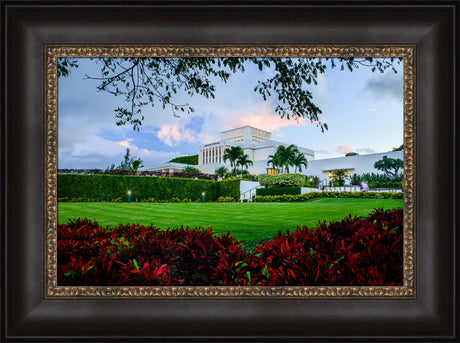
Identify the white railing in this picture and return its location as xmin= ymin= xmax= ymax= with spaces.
xmin=240 ymin=185 xmax=261 ymax=201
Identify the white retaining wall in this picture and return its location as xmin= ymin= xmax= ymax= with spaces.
xmin=239 ymin=180 xmax=261 ymax=200
xmin=300 ymin=187 xmax=322 ymax=194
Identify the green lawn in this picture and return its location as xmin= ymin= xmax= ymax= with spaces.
xmin=58 ymin=198 xmax=403 ymax=242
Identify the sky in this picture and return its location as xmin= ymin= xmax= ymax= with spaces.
xmin=57 ymin=58 xmax=404 ymax=169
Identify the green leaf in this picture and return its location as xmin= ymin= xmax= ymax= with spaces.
xmin=133 ymin=259 xmax=140 ymax=271
xmin=246 ymin=271 xmax=252 ymax=283
xmin=64 ymin=270 xmax=79 ymax=277
xmin=335 ymin=255 xmax=345 ymax=264
xmin=262 ymin=265 xmax=270 ymax=278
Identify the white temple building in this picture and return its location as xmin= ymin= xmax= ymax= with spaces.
xmin=196 ymin=126 xmax=315 ymax=175
xmin=145 ymin=125 xmax=403 ymax=185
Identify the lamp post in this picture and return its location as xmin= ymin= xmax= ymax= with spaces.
xmin=201 ymin=192 xmax=205 ymax=203
xmin=127 ymin=190 xmax=131 ymax=203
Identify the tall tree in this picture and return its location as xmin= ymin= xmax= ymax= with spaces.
xmin=58 ymin=57 xmax=401 ymax=131
xmin=223 ymin=146 xmax=244 ymax=177
xmin=274 ymin=144 xmax=299 ymax=173
xmin=236 ymin=154 xmax=253 ymax=176
xmin=108 ymin=148 xmax=144 ymax=171
xmin=267 ymin=154 xmax=281 ymax=172
xmin=374 ymin=156 xmax=403 ymax=180
xmin=392 ymin=144 xmax=404 ymax=151
xmin=292 ymin=152 xmax=308 ymax=173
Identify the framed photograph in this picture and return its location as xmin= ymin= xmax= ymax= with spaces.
xmin=2 ymin=1 xmax=457 ymax=341
xmin=50 ymin=48 xmax=412 ymax=296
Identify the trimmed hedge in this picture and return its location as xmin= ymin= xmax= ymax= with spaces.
xmin=58 ymin=174 xmax=219 ymax=202
xmin=218 ymin=179 xmax=241 ymax=201
xmin=256 ymin=187 xmax=301 ymax=196
xmin=255 ymin=191 xmax=403 ymax=202
xmin=258 ymin=173 xmax=305 ymax=188
xmin=169 ymin=154 xmax=199 ymax=165
xmin=368 ymin=181 xmax=403 ymax=188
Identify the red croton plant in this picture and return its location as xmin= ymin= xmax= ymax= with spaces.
xmin=57 ymin=208 xmax=403 ymax=286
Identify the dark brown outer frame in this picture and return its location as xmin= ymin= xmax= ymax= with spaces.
xmin=1 ymin=1 xmax=457 ymax=341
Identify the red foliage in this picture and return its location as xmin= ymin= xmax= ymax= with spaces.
xmin=57 ymin=208 xmax=403 ymax=286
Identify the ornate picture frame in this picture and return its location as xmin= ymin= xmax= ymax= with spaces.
xmin=46 ymin=45 xmax=415 ymax=299
xmin=2 ymin=1 xmax=457 ymax=341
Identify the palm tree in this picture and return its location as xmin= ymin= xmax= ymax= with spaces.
xmin=275 ymin=144 xmax=299 ymax=173
xmin=215 ymin=166 xmax=228 ymax=179
xmin=330 ymin=169 xmax=349 ymax=186
xmin=223 ymin=146 xmax=243 ymax=177
xmin=292 ymin=152 xmax=308 ymax=173
xmin=306 ymin=175 xmax=321 ymax=188
xmin=112 ymin=148 xmax=144 ymax=171
xmin=267 ymin=154 xmax=281 ymax=171
xmin=236 ymin=154 xmax=253 ymax=176
xmin=311 ymin=176 xmax=321 ymax=188
xmin=182 ymin=166 xmax=201 ymax=174
xmin=131 ymin=159 xmax=144 ymax=171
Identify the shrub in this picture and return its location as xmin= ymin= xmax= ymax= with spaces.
xmin=304 ymin=175 xmax=321 ymax=188
xmin=350 ymin=172 xmax=403 ymax=187
xmin=58 ymin=174 xmax=243 ymax=203
xmin=217 ymin=196 xmax=236 ymax=202
xmin=255 ymin=191 xmax=403 ymax=202
xmin=254 ymin=208 xmax=403 ymax=286
xmin=57 ymin=219 xmax=251 ymax=286
xmin=368 ymin=181 xmax=403 ymax=188
xmin=258 ymin=173 xmax=305 ymax=188
xmin=182 ymin=166 xmax=201 ymax=174
xmin=256 ymin=187 xmax=301 ymax=196
xmin=169 ymin=155 xmax=199 ymax=165
xmin=218 ymin=179 xmax=241 ymax=200
xmin=57 ymin=208 xmax=403 ymax=286
xmin=58 ymin=174 xmax=219 ymax=202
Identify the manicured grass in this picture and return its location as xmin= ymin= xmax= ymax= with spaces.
xmin=58 ymin=198 xmax=403 ymax=242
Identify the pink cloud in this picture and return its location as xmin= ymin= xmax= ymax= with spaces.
xmin=336 ymin=144 xmax=354 ymax=154
xmin=117 ymin=138 xmax=134 ymax=148
xmin=156 ymin=124 xmax=196 ymax=146
xmin=231 ymin=105 xmax=306 ymax=133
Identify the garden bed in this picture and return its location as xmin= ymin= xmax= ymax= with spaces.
xmin=58 ymin=208 xmax=403 ymax=286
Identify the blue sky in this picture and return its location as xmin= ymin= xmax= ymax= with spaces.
xmin=58 ymin=58 xmax=403 ymax=169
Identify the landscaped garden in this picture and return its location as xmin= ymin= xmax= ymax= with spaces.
xmin=58 ymin=207 xmax=403 ymax=286
xmin=58 ymin=198 xmax=403 ymax=242
xmin=57 ymin=173 xmax=404 ymax=286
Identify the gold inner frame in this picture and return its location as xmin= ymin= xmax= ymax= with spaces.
xmin=45 ymin=45 xmax=416 ymax=298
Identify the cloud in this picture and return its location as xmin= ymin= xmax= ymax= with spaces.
xmin=314 ymin=149 xmax=329 ymax=155
xmin=117 ymin=138 xmax=134 ymax=148
xmin=336 ymin=144 xmax=354 ymax=154
xmin=357 ymin=146 xmax=376 ymax=154
xmin=364 ymin=72 xmax=403 ymax=101
xmin=312 ymin=149 xmax=335 ymax=160
xmin=230 ymin=104 xmax=306 ymax=132
xmin=58 ymin=131 xmax=182 ymax=169
xmin=156 ymin=124 xmax=197 ymax=146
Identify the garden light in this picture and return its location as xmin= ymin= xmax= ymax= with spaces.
xmin=127 ymin=190 xmax=131 ymax=203
xmin=201 ymin=192 xmax=205 ymax=203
